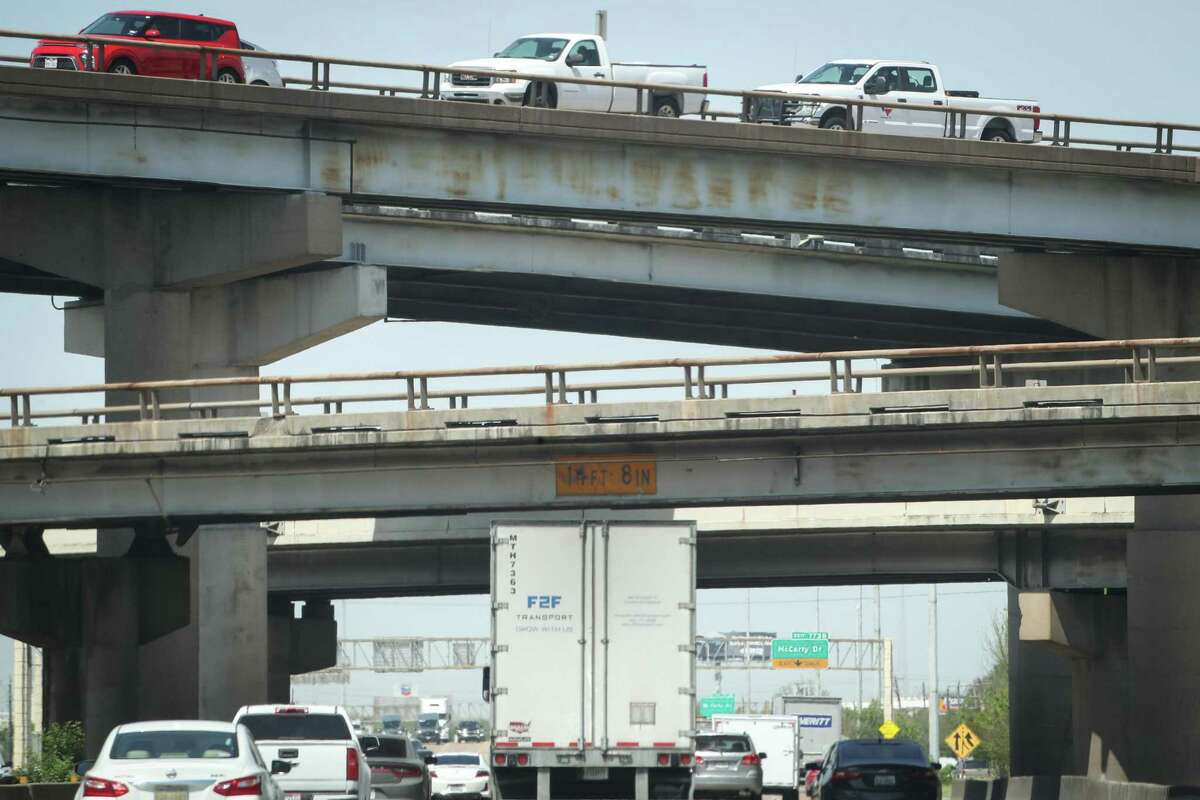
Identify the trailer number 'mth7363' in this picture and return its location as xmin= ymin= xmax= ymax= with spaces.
xmin=555 ymin=457 xmax=658 ymax=496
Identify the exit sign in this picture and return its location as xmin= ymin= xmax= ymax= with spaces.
xmin=771 ymin=638 xmax=829 ymax=669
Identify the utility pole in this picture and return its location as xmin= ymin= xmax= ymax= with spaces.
xmin=857 ymin=586 xmax=863 ymax=713
xmin=874 ymin=585 xmax=882 ymax=703
xmin=745 ymin=589 xmax=752 ymax=712
xmin=815 ymin=588 xmax=822 ymax=695
xmin=882 ymin=639 xmax=894 ymax=724
xmin=928 ymin=587 xmax=939 ymax=760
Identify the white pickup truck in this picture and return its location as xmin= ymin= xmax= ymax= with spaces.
xmin=442 ymin=33 xmax=708 ymax=117
xmin=233 ymin=705 xmax=370 ymax=800
xmin=751 ymin=59 xmax=1040 ymax=143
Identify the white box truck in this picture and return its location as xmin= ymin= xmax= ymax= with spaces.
xmin=487 ymin=521 xmax=696 ymax=800
xmin=773 ymin=696 xmax=843 ymax=761
xmin=712 ymin=714 xmax=803 ymax=800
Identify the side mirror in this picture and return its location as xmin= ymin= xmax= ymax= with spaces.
xmin=758 ymin=753 xmax=768 ymax=760
xmin=424 ymin=755 xmax=436 ymax=765
xmin=271 ymin=760 xmax=293 ymax=775
xmin=565 ymin=53 xmax=583 ymax=67
xmin=144 ymin=28 xmax=161 ymax=39
xmin=482 ymin=666 xmax=491 ymax=702
xmin=864 ymin=76 xmax=887 ymax=95
xmin=75 ymin=761 xmax=95 ymax=777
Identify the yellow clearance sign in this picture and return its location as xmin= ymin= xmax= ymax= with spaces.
xmin=555 ymin=457 xmax=657 ymax=496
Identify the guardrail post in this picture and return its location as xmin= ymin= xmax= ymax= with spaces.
xmin=419 ymin=377 xmax=430 ymax=410
xmin=270 ymin=383 xmax=281 ymax=417
xmin=322 ymin=62 xmax=331 ymax=91
xmin=958 ymin=111 xmax=967 ymax=139
xmin=283 ymin=381 xmax=294 ymax=415
xmin=209 ymin=49 xmax=218 ymax=81
xmin=978 ymin=355 xmax=988 ymax=388
xmin=544 ymin=372 xmax=554 ymax=404
xmin=1146 ymin=347 xmax=1158 ymax=381
xmin=311 ymin=61 xmax=319 ymax=90
xmin=150 ymin=390 xmax=161 ymax=420
xmin=636 ymin=88 xmax=644 ymax=115
xmin=589 ymin=389 xmax=598 ymax=403
xmin=421 ymin=70 xmax=429 ymax=98
xmin=697 ymin=366 xmax=707 ymax=399
xmin=1062 ymin=120 xmax=1071 ymax=147
xmin=138 ymin=391 xmax=150 ymax=421
xmin=1155 ymin=126 xmax=1163 ymax=154
xmin=406 ymin=377 xmax=417 ymax=410
xmin=432 ymin=70 xmax=441 ymax=99
xmin=1166 ymin=127 xmax=1175 ymax=154
xmin=683 ymin=366 xmax=694 ymax=399
xmin=992 ymin=355 xmax=1003 ymax=388
xmin=97 ymin=43 xmax=106 ymax=72
xmin=1131 ymin=348 xmax=1145 ymax=382
xmin=854 ymin=103 xmax=864 ymax=131
xmin=9 ymin=396 xmax=18 ymax=427
xmin=740 ymin=96 xmax=751 ymax=123
xmin=842 ymin=359 xmax=855 ymax=392
xmin=557 ymin=371 xmax=568 ymax=404
xmin=829 ymin=360 xmax=839 ymax=393
xmin=844 ymin=104 xmax=854 ymax=131
xmin=1051 ymin=119 xmax=1060 ymax=146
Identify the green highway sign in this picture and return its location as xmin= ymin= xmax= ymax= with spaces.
xmin=699 ymin=694 xmax=737 ymax=718
xmin=773 ymin=639 xmax=830 ymax=659
xmin=792 ymin=632 xmax=829 ymax=640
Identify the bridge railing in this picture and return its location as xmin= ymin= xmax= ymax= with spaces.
xmin=4 ymin=337 xmax=1200 ymax=428
xmin=1 ymin=28 xmax=1199 ymax=154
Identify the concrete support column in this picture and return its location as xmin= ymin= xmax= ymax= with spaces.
xmin=1008 ymin=586 xmax=1075 ymax=777
xmin=268 ymin=598 xmax=296 ymax=704
xmin=1126 ymin=495 xmax=1200 ymax=784
xmin=79 ymin=562 xmax=139 ymax=755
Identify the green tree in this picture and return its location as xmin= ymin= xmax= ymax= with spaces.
xmin=960 ymin=615 xmax=1010 ymax=775
xmin=16 ymin=721 xmax=85 ymax=783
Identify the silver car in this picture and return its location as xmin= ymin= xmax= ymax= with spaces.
xmin=692 ymin=733 xmax=765 ymax=800
xmin=240 ymin=40 xmax=282 ymax=87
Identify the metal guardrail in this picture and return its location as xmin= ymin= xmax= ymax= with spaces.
xmin=1 ymin=28 xmax=1199 ymax=153
xmin=3 ymin=338 xmax=1198 ymax=427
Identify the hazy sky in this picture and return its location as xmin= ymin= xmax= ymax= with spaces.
xmin=3 ymin=0 xmax=1186 ymax=715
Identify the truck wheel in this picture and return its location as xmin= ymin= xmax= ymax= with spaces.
xmin=983 ymin=125 xmax=1014 ymax=142
xmin=522 ymin=81 xmax=557 ymax=109
xmin=652 ymin=97 xmax=681 ymax=118
xmin=819 ymin=111 xmax=847 ymax=130
xmin=107 ymin=59 xmax=136 ymax=76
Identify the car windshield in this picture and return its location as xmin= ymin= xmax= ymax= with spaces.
xmin=800 ymin=63 xmax=871 ymax=85
xmin=696 ymin=735 xmax=751 ymax=753
xmin=496 ymin=37 xmax=569 ymax=61
xmin=838 ymin=741 xmax=928 ymax=766
xmin=437 ymin=755 xmax=480 ymax=766
xmin=110 ymin=730 xmax=238 ymax=759
xmin=238 ymin=713 xmax=351 ymax=741
xmin=362 ymin=737 xmax=409 ymax=758
xmin=81 ymin=13 xmax=151 ymax=37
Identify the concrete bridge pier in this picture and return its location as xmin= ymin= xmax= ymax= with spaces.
xmin=1 ymin=185 xmax=375 ymax=742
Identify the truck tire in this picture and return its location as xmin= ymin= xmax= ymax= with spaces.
xmin=983 ymin=123 xmax=1014 ymax=142
xmin=107 ymin=59 xmax=136 ymax=76
xmin=819 ymin=110 xmax=847 ymax=130
xmin=652 ymin=96 xmax=681 ymax=118
xmin=522 ymin=81 xmax=557 ymax=109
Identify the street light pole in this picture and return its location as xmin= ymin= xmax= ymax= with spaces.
xmin=928 ymin=586 xmax=939 ymax=760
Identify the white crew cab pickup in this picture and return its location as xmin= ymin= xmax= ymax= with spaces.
xmin=751 ymin=59 xmax=1040 ymax=142
xmin=233 ymin=705 xmax=369 ymax=800
xmin=442 ymin=33 xmax=708 ymax=117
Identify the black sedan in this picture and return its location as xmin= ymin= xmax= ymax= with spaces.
xmin=809 ymin=740 xmax=941 ymax=800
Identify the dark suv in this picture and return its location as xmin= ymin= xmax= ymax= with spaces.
xmin=32 ymin=10 xmax=245 ymax=82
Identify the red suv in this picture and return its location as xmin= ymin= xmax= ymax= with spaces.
xmin=31 ymin=10 xmax=245 ymax=82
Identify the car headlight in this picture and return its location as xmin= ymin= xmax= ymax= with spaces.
xmin=492 ymin=74 xmax=514 ymax=84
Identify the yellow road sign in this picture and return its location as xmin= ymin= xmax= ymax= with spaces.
xmin=555 ymin=457 xmax=657 ymax=496
xmin=945 ymin=723 xmax=981 ymax=759
xmin=878 ymin=720 xmax=900 ymax=740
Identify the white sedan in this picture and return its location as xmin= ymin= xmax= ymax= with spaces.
xmin=429 ymin=753 xmax=490 ymax=800
xmin=79 ymin=720 xmax=290 ymax=800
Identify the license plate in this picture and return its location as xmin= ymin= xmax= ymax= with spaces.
xmin=44 ymin=58 xmax=58 ymax=69
xmin=449 ymin=785 xmax=465 ymax=791
xmin=286 ymin=793 xmax=303 ymax=800
xmin=875 ymin=775 xmax=896 ymax=787
xmin=582 ymin=767 xmax=609 ymax=781
xmin=155 ymin=791 xmax=187 ymax=800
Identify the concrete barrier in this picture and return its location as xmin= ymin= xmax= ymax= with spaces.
xmin=0 ymin=784 xmax=79 ymax=800
xmin=954 ymin=777 xmax=1200 ymax=800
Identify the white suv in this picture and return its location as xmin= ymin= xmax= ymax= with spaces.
xmin=233 ymin=705 xmax=370 ymax=800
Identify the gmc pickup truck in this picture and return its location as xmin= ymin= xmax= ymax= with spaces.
xmin=751 ymin=59 xmax=1040 ymax=143
xmin=234 ymin=705 xmax=370 ymax=800
xmin=442 ymin=33 xmax=708 ymax=117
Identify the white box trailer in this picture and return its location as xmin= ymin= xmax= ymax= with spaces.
xmin=773 ymin=696 xmax=843 ymax=761
xmin=712 ymin=714 xmax=803 ymax=799
xmin=488 ymin=521 xmax=696 ymax=800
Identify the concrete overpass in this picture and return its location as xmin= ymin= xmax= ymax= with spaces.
xmin=0 ymin=67 xmax=1198 ymax=254
xmin=0 ymin=379 xmax=1197 ymax=524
